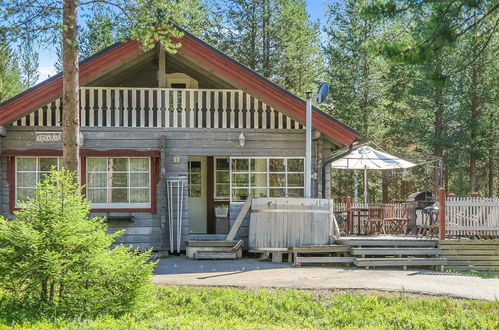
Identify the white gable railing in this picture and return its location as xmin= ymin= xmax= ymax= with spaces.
xmin=445 ymin=197 xmax=499 ymax=237
xmin=12 ymin=87 xmax=304 ymax=130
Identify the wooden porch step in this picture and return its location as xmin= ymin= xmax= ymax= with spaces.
xmin=337 ymin=239 xmax=438 ymax=247
xmin=289 ymin=245 xmax=351 ymax=253
xmin=194 ymin=251 xmax=237 ymax=260
xmin=351 ymin=248 xmax=442 ymax=256
xmin=354 ymin=257 xmax=447 ymax=267
xmin=295 ymin=257 xmax=355 ymax=267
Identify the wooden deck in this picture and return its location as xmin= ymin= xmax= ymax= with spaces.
xmin=439 ymin=239 xmax=499 ymax=272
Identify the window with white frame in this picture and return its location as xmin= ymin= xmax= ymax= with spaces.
xmin=214 ymin=157 xmax=230 ymax=200
xmin=229 ymin=157 xmax=304 ymax=201
xmin=15 ymin=157 xmax=62 ymax=206
xmin=86 ymin=157 xmax=150 ymax=208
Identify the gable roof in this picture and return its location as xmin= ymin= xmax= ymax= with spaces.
xmin=0 ymin=29 xmax=359 ymax=146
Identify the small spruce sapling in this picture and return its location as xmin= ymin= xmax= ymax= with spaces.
xmin=0 ymin=169 xmax=156 ymax=318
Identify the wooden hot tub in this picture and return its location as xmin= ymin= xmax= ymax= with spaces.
xmin=248 ymin=198 xmax=338 ymax=249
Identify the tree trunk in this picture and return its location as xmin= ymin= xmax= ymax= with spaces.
xmin=381 ymin=170 xmax=389 ymax=203
xmin=488 ymin=150 xmax=494 ymax=197
xmin=62 ymin=0 xmax=80 ymax=178
xmin=469 ymin=60 xmax=480 ymax=193
xmin=432 ymin=68 xmax=445 ymax=192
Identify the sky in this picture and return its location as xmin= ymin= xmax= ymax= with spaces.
xmin=37 ymin=1 xmax=328 ymax=82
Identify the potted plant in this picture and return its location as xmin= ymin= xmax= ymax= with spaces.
xmin=214 ymin=204 xmax=229 ymax=217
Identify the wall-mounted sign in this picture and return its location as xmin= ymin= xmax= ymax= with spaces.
xmin=35 ymin=132 xmax=62 ymax=143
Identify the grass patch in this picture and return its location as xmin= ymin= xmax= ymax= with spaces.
xmin=445 ymin=268 xmax=499 ymax=279
xmin=1 ymin=286 xmax=498 ymax=329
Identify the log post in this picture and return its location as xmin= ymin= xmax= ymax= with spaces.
xmin=438 ymin=187 xmax=446 ymax=240
xmin=346 ymin=196 xmax=352 ymax=234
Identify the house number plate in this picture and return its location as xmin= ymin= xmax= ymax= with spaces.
xmin=35 ymin=132 xmax=62 ymax=143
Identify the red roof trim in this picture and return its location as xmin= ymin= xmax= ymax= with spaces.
xmin=174 ymin=34 xmax=358 ymax=145
xmin=0 ymin=33 xmax=358 ymax=145
xmin=0 ymin=41 xmax=141 ymax=124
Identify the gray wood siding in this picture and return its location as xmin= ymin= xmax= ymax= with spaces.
xmin=1 ymin=126 xmax=336 ymax=251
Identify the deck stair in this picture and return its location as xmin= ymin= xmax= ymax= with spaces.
xmin=337 ymin=237 xmax=447 ymax=270
xmin=289 ymin=245 xmax=353 ymax=267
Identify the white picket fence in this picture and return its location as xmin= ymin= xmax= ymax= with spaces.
xmin=446 ymin=197 xmax=499 ymax=237
xmin=11 ymin=87 xmax=303 ymax=130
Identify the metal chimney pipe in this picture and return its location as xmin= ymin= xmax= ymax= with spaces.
xmin=305 ymin=90 xmax=313 ymax=198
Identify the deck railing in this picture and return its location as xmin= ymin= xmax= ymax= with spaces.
xmin=445 ymin=197 xmax=499 ymax=238
xmin=333 ymin=201 xmax=408 ymax=235
xmin=12 ymin=87 xmax=303 ymax=130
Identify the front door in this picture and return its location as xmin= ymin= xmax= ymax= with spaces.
xmin=188 ymin=156 xmax=207 ymax=233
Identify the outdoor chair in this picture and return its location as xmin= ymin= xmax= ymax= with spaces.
xmin=363 ymin=205 xmax=385 ymax=235
xmin=383 ymin=205 xmax=409 ymax=235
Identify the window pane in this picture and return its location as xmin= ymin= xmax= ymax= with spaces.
xmin=17 ymin=158 xmax=36 ymax=171
xmin=17 ymin=188 xmax=35 ymax=201
xmin=111 ymin=173 xmax=128 ymax=187
xmin=232 ymin=173 xmax=249 ymax=187
xmin=189 ymin=185 xmax=201 ymax=197
xmin=216 ymin=158 xmax=229 ymax=170
xmin=250 ymin=158 xmax=267 ymax=172
xmin=232 ymin=188 xmax=249 ymax=201
xmin=189 ymin=173 xmax=201 ymax=185
xmin=17 ymin=173 xmax=36 ymax=187
xmin=110 ymin=158 xmax=128 ymax=171
xmin=231 ymin=159 xmax=248 ymax=172
xmin=216 ymin=184 xmax=229 ymax=198
xmin=287 ymin=159 xmax=304 ymax=172
xmin=39 ymin=158 xmax=58 ymax=171
xmin=130 ymin=188 xmax=149 ymax=203
xmin=130 ymin=173 xmax=149 ymax=187
xmin=287 ymin=174 xmax=304 ymax=187
xmin=87 ymin=158 xmax=107 ymax=171
xmin=250 ymin=173 xmax=267 ymax=187
xmin=88 ymin=173 xmax=107 ymax=188
xmin=216 ymin=171 xmax=229 ymax=184
xmin=111 ymin=189 xmax=128 ymax=203
xmin=130 ymin=158 xmax=149 ymax=171
xmin=269 ymin=173 xmax=285 ymax=187
xmin=269 ymin=188 xmax=285 ymax=197
xmin=288 ymin=188 xmax=304 ymax=197
xmin=189 ymin=161 xmax=201 ymax=172
xmin=87 ymin=189 xmax=106 ymax=203
xmin=250 ymin=188 xmax=267 ymax=198
xmin=269 ymin=159 xmax=285 ymax=172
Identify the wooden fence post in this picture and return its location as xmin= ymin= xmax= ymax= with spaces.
xmin=438 ymin=187 xmax=446 ymax=240
xmin=346 ymin=196 xmax=352 ymax=234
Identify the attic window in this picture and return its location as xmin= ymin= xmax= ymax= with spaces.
xmin=171 ymin=83 xmax=187 ymax=89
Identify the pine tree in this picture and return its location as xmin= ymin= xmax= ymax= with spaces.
xmin=17 ymin=40 xmax=40 ymax=88
xmin=211 ymin=0 xmax=323 ymax=96
xmin=0 ymin=33 xmax=23 ymax=102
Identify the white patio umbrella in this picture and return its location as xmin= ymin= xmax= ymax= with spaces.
xmin=330 ymin=146 xmax=416 ymax=204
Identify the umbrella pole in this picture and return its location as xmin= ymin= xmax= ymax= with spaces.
xmin=364 ymin=166 xmax=368 ymax=205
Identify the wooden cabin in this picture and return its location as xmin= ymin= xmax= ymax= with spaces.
xmin=0 ymin=30 xmax=359 ymax=251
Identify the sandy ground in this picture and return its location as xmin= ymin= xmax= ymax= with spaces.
xmin=153 ymin=256 xmax=499 ymax=301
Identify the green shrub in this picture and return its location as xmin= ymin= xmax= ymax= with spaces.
xmin=0 ymin=170 xmax=155 ymax=321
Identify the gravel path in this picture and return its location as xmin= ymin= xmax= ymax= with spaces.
xmin=153 ymin=257 xmax=499 ymax=301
